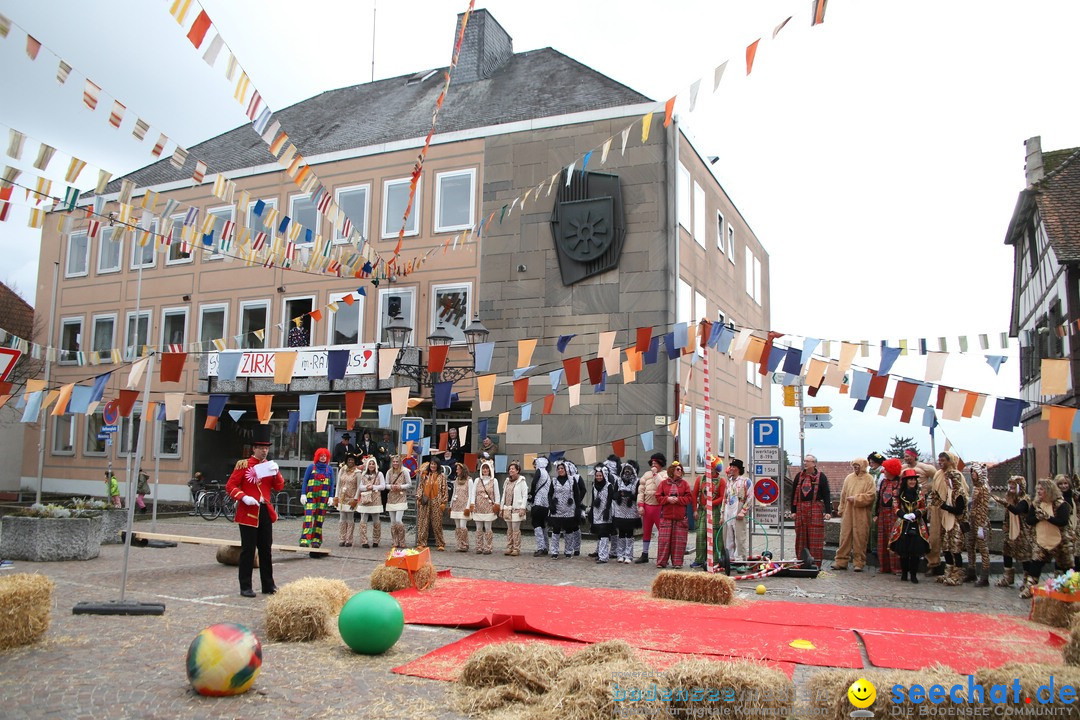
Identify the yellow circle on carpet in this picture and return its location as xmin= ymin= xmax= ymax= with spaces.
xmin=789 ymin=639 xmax=816 ymax=650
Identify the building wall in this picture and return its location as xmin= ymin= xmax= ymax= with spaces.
xmin=0 ymin=405 xmax=25 ymax=492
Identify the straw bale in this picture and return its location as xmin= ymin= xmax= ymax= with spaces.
xmin=662 ymin=658 xmax=795 ymax=716
xmin=264 ymin=589 xmax=333 ymax=642
xmin=803 ymin=665 xmax=963 ymax=720
xmin=413 ymin=563 xmax=437 ymax=591
xmin=526 ymin=658 xmax=662 ymax=720
xmin=974 ymin=662 xmax=1080 ymax=713
xmin=0 ymin=573 xmax=54 ymax=650
xmin=280 ymin=577 xmax=351 ymax=613
xmin=562 ymin=639 xmax=637 ymax=669
xmin=650 ymin=569 xmax=737 ymax=605
xmin=370 ymin=565 xmax=411 ymax=592
xmin=458 ymin=642 xmax=564 ymax=693
xmin=1063 ymin=640 xmax=1080 ymax=667
xmin=1032 ymin=596 xmax=1080 ymax=629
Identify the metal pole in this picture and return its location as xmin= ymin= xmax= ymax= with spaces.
xmin=35 ymin=261 xmax=60 ymax=504
xmin=119 ymin=352 xmax=155 ymax=602
xmin=151 ymin=415 xmax=160 ymax=531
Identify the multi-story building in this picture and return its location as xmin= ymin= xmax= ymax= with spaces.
xmin=0 ymin=281 xmax=34 ymax=492
xmin=22 ymin=9 xmax=770 ymax=499
xmin=1005 ymin=136 xmax=1080 ymax=481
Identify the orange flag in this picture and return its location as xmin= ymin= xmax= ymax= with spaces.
xmin=464 ymin=453 xmax=478 ymax=473
xmin=477 ymin=374 xmax=496 ymax=411
xmin=255 ymin=394 xmax=273 ymax=423
xmin=542 ymin=394 xmax=555 ymax=414
xmin=517 ymin=338 xmax=537 ymax=369
xmin=746 ymin=39 xmax=760 ymax=75
xmin=663 ymin=96 xmax=677 ymax=127
xmin=345 ymin=391 xmax=365 ymax=426
xmin=1048 ymin=406 xmax=1077 ymax=442
xmin=273 ymin=351 xmax=298 ymax=385
xmin=51 ymin=383 xmax=74 ymax=416
xmin=513 ymin=378 xmax=529 ymax=403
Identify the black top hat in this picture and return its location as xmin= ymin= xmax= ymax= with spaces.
xmin=728 ymin=458 xmax=745 ymax=474
xmin=252 ymin=424 xmax=272 ymax=446
xmin=340 ymin=432 xmax=351 ymax=440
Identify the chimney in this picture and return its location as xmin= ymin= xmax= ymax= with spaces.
xmin=451 ymin=9 xmax=513 ymax=85
xmin=1024 ymin=136 xmax=1044 ymax=186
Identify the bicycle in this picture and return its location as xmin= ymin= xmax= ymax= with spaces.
xmin=195 ymin=486 xmax=236 ymax=522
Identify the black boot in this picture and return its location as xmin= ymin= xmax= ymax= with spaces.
xmin=899 ymin=557 xmax=909 ymax=582
xmin=634 ymin=552 xmax=650 ymax=564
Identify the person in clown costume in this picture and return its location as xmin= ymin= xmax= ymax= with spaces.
xmin=300 ymin=447 xmax=336 ymax=551
xmin=226 ymin=425 xmax=284 ymax=597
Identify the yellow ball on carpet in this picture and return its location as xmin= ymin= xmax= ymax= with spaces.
xmin=755 ymin=584 xmax=767 ymax=595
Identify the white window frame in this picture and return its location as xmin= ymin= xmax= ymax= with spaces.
xmin=693 ymin=181 xmax=706 ymax=248
xmin=288 ymin=193 xmax=320 ymax=246
xmin=66 ymin=231 xmax=89 ymax=278
xmin=118 ymin=408 xmax=143 ymax=456
xmin=716 ymin=211 xmax=726 ymax=255
xmin=753 ymin=256 xmax=762 ymax=306
xmin=376 ymin=287 xmax=417 ymax=344
xmin=745 ymin=245 xmax=755 ymax=298
xmin=248 ymin=198 xmax=277 ymax=240
xmin=280 ymin=295 xmax=316 ymax=347
xmin=124 ymin=310 xmax=151 ymax=361
xmin=91 ymin=313 xmax=117 ymax=363
xmin=129 ymin=219 xmax=157 ymax=270
xmin=96 ymin=227 xmax=121 ymax=275
xmin=430 ymin=282 xmax=473 ymax=345
xmin=51 ymin=414 xmax=75 ymax=456
xmin=206 ymin=205 xmax=235 ymax=260
xmin=677 ymin=278 xmax=693 ymax=327
xmin=156 ymin=416 xmax=182 ymax=459
xmin=239 ymin=300 xmax=270 ymax=350
xmin=381 ymin=177 xmax=421 ymax=240
xmin=728 ymin=416 xmax=737 ymax=457
xmin=333 ymin=184 xmax=369 ymax=244
xmin=84 ymin=407 xmax=107 ymax=457
xmin=678 ymin=407 xmax=692 ymax=466
xmin=746 ymin=361 xmax=756 ymax=386
xmin=159 ymin=306 xmax=189 ymax=350
xmin=327 ymin=291 xmax=364 ymax=346
xmin=59 ymin=316 xmax=83 ymax=365
xmin=727 ymin=225 xmax=735 ymax=264
xmin=694 ymin=407 xmax=707 ymax=471
xmin=676 ymin=163 xmax=691 ymax=231
xmin=165 ymin=214 xmax=193 ymax=266
xmin=198 ymin=303 xmax=228 ymax=349
xmin=694 ymin=291 xmax=707 ymax=329
xmin=433 ymin=168 xmax=476 ymax=234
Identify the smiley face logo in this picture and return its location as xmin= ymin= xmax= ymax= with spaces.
xmin=847 ymin=678 xmax=876 ymax=709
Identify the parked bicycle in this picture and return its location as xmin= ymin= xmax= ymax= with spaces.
xmin=195 ymin=485 xmax=236 ymax=521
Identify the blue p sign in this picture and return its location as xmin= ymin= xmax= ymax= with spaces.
xmin=751 ymin=418 xmax=781 ymax=447
xmin=400 ymin=417 xmax=422 ymax=443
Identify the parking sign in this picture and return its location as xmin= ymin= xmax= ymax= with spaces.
xmin=751 ymin=418 xmax=781 ymax=447
xmin=400 ymin=417 xmax=423 ymax=443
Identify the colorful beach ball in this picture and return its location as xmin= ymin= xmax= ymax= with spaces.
xmin=186 ymin=623 xmax=262 ymax=697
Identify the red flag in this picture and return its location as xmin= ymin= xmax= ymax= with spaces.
xmin=310 ymin=309 xmax=323 ymax=323
xmin=612 ymin=439 xmax=626 ymax=457
xmin=585 ymin=358 xmax=605 ymax=386
xmin=562 ymin=357 xmax=582 ymax=387
xmin=464 ymin=452 xmax=478 ymax=473
xmin=811 ymin=0 xmax=828 ymax=26
xmin=439 ymin=431 xmax=448 ymax=452
xmin=186 ymin=10 xmax=212 ymax=48
xmin=542 ymin=394 xmax=554 ymax=414
xmin=204 ymin=415 xmax=219 ymax=430
xmin=428 ymin=345 xmax=449 ymax=373
xmin=159 ymin=352 xmax=187 ymax=383
xmin=513 ymin=378 xmax=529 ymax=403
xmin=117 ymin=389 xmax=140 ymax=418
xmin=745 ymin=39 xmax=760 ymax=75
xmin=663 ymin=96 xmax=677 ymax=127
xmin=345 ymin=391 xmax=365 ymax=427
xmin=635 ymin=327 xmax=652 ymax=353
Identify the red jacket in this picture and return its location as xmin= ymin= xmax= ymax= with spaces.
xmin=226 ymin=456 xmax=285 ymax=528
xmin=655 ymin=477 xmax=692 ymax=520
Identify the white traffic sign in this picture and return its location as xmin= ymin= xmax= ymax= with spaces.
xmin=805 ymin=421 xmax=833 ymax=429
xmin=755 ymin=504 xmax=780 ymax=526
xmin=752 ymin=446 xmax=780 ymax=463
xmin=803 ymin=414 xmax=831 ymax=423
xmin=754 ymin=463 xmax=780 ymax=476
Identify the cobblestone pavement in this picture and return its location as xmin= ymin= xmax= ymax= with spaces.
xmin=0 ymin=516 xmax=1046 ymax=719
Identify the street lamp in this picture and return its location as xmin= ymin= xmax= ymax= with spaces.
xmin=385 ymin=313 xmax=489 ymax=460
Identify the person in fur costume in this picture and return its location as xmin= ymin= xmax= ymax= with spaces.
xmin=334 ymin=453 xmax=361 ymax=546
xmin=415 ymin=456 xmax=447 ymax=551
xmin=612 ymin=462 xmax=641 ymax=563
xmin=875 ymin=458 xmax=904 ymax=575
xmin=1056 ymin=474 xmax=1079 ymax=571
xmin=589 ymin=465 xmax=616 ymax=563
xmin=300 ymin=448 xmax=336 ymax=550
xmin=449 ymin=462 xmax=474 ymax=552
xmin=500 ymin=461 xmax=528 ymax=556
xmin=1020 ymin=478 xmax=1073 ymax=598
xmin=383 ymin=454 xmax=412 ymax=548
xmin=469 ymin=460 xmax=500 ymax=555
xmin=356 ymin=455 xmax=385 ymax=548
xmin=928 ymin=455 xmax=968 ymax=587
xmin=529 ymin=457 xmax=552 ymax=557
xmin=990 ymin=475 xmax=1033 ymax=588
xmin=966 ymin=462 xmax=991 ymax=586
xmin=834 ymin=457 xmax=876 ymax=571
xmin=889 ymin=469 xmax=930 ymax=583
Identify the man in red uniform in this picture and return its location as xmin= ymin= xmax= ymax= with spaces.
xmin=227 ymin=425 xmax=285 ymax=598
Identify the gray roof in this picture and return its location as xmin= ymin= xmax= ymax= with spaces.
xmin=109 ymin=47 xmax=650 ymax=192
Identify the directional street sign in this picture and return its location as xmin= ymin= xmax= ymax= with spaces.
xmin=805 ymin=421 xmax=833 ymax=429
xmin=96 ymin=432 xmax=110 ymax=441
xmin=752 ymin=446 xmax=780 ymax=463
xmin=804 ymin=406 xmax=831 ymax=414
xmin=101 ymin=424 xmax=118 ymax=433
xmin=803 ymin=414 xmax=831 ymax=423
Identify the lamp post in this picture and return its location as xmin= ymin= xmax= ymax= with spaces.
xmin=385 ymin=313 xmax=489 ymax=459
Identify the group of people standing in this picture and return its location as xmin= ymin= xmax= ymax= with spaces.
xmin=789 ymin=448 xmax=1080 ymax=596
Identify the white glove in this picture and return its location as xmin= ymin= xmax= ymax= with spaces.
xmin=241 ymin=495 xmax=259 ymax=507
xmin=977 ymin=527 xmax=985 ymax=540
xmin=904 ymin=513 xmax=916 ymax=521
xmin=300 ymin=493 xmax=307 ymax=505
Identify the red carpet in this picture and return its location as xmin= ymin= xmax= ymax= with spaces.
xmin=393 ymin=577 xmax=1064 ymax=674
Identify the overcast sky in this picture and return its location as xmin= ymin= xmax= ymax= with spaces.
xmin=1 ymin=0 xmax=1078 ymax=462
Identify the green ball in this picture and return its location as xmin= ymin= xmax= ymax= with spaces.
xmin=337 ymin=590 xmax=404 ymax=655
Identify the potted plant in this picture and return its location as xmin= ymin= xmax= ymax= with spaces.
xmin=0 ymin=503 xmax=104 ymax=561
xmin=71 ymin=497 xmax=125 ymax=545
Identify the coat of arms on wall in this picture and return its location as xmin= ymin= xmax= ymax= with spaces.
xmin=550 ymin=169 xmax=626 ymax=286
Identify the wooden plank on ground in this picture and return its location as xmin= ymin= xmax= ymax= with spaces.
xmin=130 ymin=531 xmax=331 ymax=555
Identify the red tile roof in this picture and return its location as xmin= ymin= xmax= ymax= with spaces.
xmin=1035 ymin=148 xmax=1080 ymax=262
xmin=0 ymin=282 xmax=33 ymax=340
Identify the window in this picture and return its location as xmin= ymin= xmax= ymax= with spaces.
xmin=716 ymin=212 xmax=726 ymax=255
xmin=431 ymin=283 xmax=472 ymax=344
xmin=206 ymin=206 xmax=234 ymax=259
xmin=695 ymin=408 xmax=707 ymax=470
xmin=693 ymin=182 xmax=706 ymax=248
xmin=124 ymin=310 xmax=150 ymax=360
xmin=248 ymin=198 xmax=277 ymax=241
xmin=728 ymin=416 xmax=737 ymax=457
xmin=52 ymin=415 xmax=75 ymax=455
xmin=334 ymin=185 xmax=368 ymax=243
xmin=382 ymin=177 xmax=420 ymax=239
xmin=91 ymin=314 xmax=116 ymax=363
xmin=745 ymin=246 xmax=755 ymax=298
xmin=753 ymin=256 xmax=762 ymax=305
xmin=676 ymin=163 xmax=691 ymax=231
xmin=727 ymin=225 xmax=735 ymax=263
xmin=157 ymin=418 xmax=181 ymax=458
xmin=694 ymin=291 xmax=707 ymax=328
xmin=166 ymin=214 xmax=191 ymax=265
xmin=1049 ymin=299 xmax=1065 ymax=358
xmin=130 ymin=220 xmax=157 ymax=269
xmin=160 ymin=307 xmax=188 ymax=349
xmin=679 ymin=407 xmax=691 ymax=466
xmin=59 ymin=317 xmax=82 ymax=364
xmin=199 ymin=304 xmax=227 ymax=348
xmin=118 ymin=410 xmax=142 ymax=455
xmin=434 ymin=169 xmax=475 ymax=233
xmin=239 ymin=301 xmax=269 ymax=349
xmin=66 ymin=231 xmax=89 ymax=277
xmin=97 ymin=227 xmax=121 ymax=274
xmin=281 ymin=297 xmax=314 ymax=347
xmin=288 ymin=194 xmax=319 ymax=245
xmin=746 ymin=362 xmax=763 ymax=388
xmin=328 ymin=291 xmax=362 ymax=346
xmin=677 ymin=278 xmax=692 ymax=327
xmin=716 ymin=416 xmax=726 ymax=458
xmin=85 ymin=408 xmax=107 ymax=456
xmin=377 ymin=288 xmax=416 ymax=343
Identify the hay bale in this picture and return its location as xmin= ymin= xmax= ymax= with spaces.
xmin=650 ymin=569 xmax=736 ymax=605
xmin=662 ymin=658 xmax=795 ymax=716
xmin=370 ymin=565 xmax=411 ymax=592
xmin=275 ymin=576 xmax=351 ymax=613
xmin=804 ymin=665 xmax=963 ymax=720
xmin=526 ymin=658 xmax=663 ymax=720
xmin=0 ymin=573 xmax=54 ymax=650
xmin=1032 ymin=595 xmax=1080 ymax=629
xmin=975 ymin=663 xmax=1080 ymax=713
xmin=562 ymin=639 xmax=637 ymax=669
xmin=459 ymin=642 xmax=564 ymax=693
xmin=413 ymin=563 xmax=437 ymax=591
xmin=215 ymin=545 xmax=257 ymax=567
xmin=1063 ymin=641 xmax=1080 ymax=667
xmin=265 ymin=589 xmax=333 ymax=642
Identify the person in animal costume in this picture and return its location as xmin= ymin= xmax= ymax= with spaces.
xmin=529 ymin=457 xmax=552 ymax=556
xmin=875 ymin=458 xmax=904 ymax=575
xmin=834 ymin=457 xmax=876 ymax=571
xmin=1020 ymin=477 xmax=1073 ymax=598
xmin=415 ymin=455 xmax=447 ymax=550
xmin=588 ymin=465 xmax=616 ymax=563
xmin=889 ymin=468 xmax=930 ymax=583
xmin=990 ymin=475 xmax=1033 ymax=588
xmin=300 ymin=447 xmax=336 ymax=550
xmin=356 ymin=455 xmax=385 ymax=548
xmin=570 ymin=460 xmax=589 ymax=556
xmin=928 ymin=453 xmax=968 ymax=587
xmin=449 ymin=462 xmax=474 ymax=552
xmin=500 ymin=460 xmax=528 ymax=556
xmin=470 ymin=460 xmax=500 ymax=555
xmin=383 ymin=453 xmax=412 ymax=548
xmin=548 ymin=460 xmax=582 ymax=558
xmin=334 ymin=452 xmax=361 ymax=546
xmin=612 ymin=461 xmax=641 ymax=564
xmin=966 ymin=462 xmax=991 ymax=586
